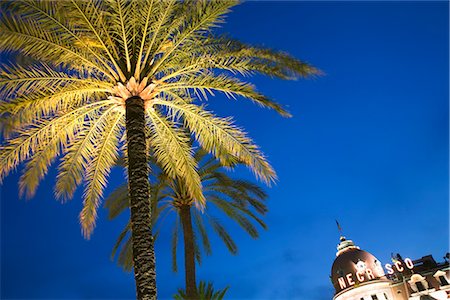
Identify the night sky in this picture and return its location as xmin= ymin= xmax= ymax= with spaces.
xmin=1 ymin=1 xmax=448 ymax=300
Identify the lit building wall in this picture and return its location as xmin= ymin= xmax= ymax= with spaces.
xmin=334 ymin=281 xmax=393 ymax=300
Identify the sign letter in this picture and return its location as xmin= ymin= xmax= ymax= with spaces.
xmin=385 ymin=263 xmax=394 ymax=275
xmin=356 ymin=271 xmax=365 ymax=282
xmin=395 ymin=261 xmax=404 ymax=272
xmin=404 ymin=258 xmax=414 ymax=270
xmin=338 ymin=277 xmax=346 ymax=289
xmin=346 ymin=273 xmax=355 ymax=286
xmin=366 ymin=268 xmax=375 ymax=280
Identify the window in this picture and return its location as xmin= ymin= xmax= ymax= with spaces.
xmin=371 ymin=295 xmax=378 ymax=300
xmin=416 ymin=281 xmax=426 ymax=292
xmin=439 ymin=275 xmax=449 ymax=286
xmin=409 ymin=274 xmax=429 ymax=292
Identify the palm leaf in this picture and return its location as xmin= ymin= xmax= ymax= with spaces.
xmin=160 ymin=72 xmax=291 ymax=117
xmin=148 ymin=109 xmax=205 ymax=207
xmin=54 ymin=104 xmax=118 ymax=201
xmin=148 ymin=0 xmax=238 ymax=77
xmin=118 ymin=237 xmax=133 ymax=272
xmin=68 ymin=0 xmax=125 ymax=81
xmin=193 ymin=209 xmax=211 ymax=255
xmin=18 ymin=135 xmax=59 ymax=198
xmin=81 ymin=111 xmax=123 ymax=238
xmin=0 ymin=9 xmax=113 ymax=77
xmin=209 ymin=195 xmax=259 ymax=238
xmin=153 ymin=99 xmax=276 ymax=184
xmin=104 ymin=183 xmax=129 ymax=220
xmin=208 ymin=217 xmax=237 ymax=255
xmin=0 ymin=101 xmax=112 ymax=183
xmin=111 ymin=221 xmax=131 ymax=261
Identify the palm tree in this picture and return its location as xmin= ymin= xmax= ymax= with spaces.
xmin=174 ymin=281 xmax=229 ymax=300
xmin=0 ymin=1 xmax=319 ymax=299
xmin=106 ymin=149 xmax=268 ymax=299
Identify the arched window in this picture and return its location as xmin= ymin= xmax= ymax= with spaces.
xmin=408 ymin=274 xmax=429 ymax=293
xmin=433 ymin=270 xmax=449 ymax=286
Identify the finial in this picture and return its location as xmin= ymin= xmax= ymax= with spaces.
xmin=335 ymin=220 xmax=344 ymax=239
xmin=335 ymin=222 xmax=359 ymax=256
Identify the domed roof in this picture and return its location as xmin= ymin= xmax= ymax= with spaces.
xmin=330 ymin=237 xmax=386 ymax=294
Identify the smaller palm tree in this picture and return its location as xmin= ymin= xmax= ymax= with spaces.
xmin=174 ymin=281 xmax=229 ymax=300
xmin=105 ymin=149 xmax=268 ymax=299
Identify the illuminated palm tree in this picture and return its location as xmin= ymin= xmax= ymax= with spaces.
xmin=0 ymin=1 xmax=319 ymax=298
xmin=106 ymin=149 xmax=268 ymax=298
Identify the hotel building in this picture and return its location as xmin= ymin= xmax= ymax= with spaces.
xmin=330 ymin=235 xmax=450 ymax=300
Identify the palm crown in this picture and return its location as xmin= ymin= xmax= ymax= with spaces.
xmin=0 ymin=0 xmax=318 ymax=238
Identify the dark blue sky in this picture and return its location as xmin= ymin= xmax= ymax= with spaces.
xmin=1 ymin=1 xmax=448 ymax=299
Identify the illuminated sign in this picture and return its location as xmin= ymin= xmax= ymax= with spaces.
xmin=385 ymin=258 xmax=414 ymax=275
xmin=337 ymin=258 xmax=414 ymax=290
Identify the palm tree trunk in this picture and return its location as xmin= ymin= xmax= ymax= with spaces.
xmin=180 ymin=204 xmax=197 ymax=299
xmin=125 ymin=96 xmax=157 ymax=300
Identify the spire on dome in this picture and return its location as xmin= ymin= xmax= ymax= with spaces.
xmin=335 ymin=220 xmax=344 ymax=239
xmin=334 ymin=221 xmax=360 ymax=256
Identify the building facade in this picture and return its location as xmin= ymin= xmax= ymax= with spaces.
xmin=330 ymin=236 xmax=450 ymax=300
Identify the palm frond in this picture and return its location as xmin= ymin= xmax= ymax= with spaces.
xmin=68 ymin=0 xmax=125 ymax=81
xmin=80 ymin=111 xmax=123 ymax=238
xmin=198 ymin=160 xmax=226 ymax=179
xmin=193 ymin=35 xmax=321 ymax=79
xmin=193 ymin=227 xmax=202 ymax=265
xmin=209 ymin=195 xmax=259 ymax=238
xmin=230 ymin=179 xmax=268 ymax=200
xmin=147 ymin=108 xmax=205 ymax=207
xmin=133 ymin=0 xmax=155 ymax=78
xmin=160 ymin=71 xmax=291 ymax=117
xmin=0 ymin=101 xmax=112 ymax=184
xmin=208 ymin=217 xmax=237 ymax=255
xmin=4 ymin=1 xmax=119 ymax=79
xmin=111 ymin=221 xmax=131 ymax=261
xmin=148 ymin=0 xmax=238 ymax=77
xmin=106 ymin=0 xmax=133 ymax=73
xmin=153 ymin=99 xmax=276 ymax=185
xmin=54 ymin=104 xmax=117 ymax=201
xmin=193 ymin=209 xmax=211 ymax=255
xmin=117 ymin=237 xmax=133 ymax=272
xmin=206 ymin=175 xmax=268 ymax=214
xmin=228 ymin=202 xmax=267 ymax=230
xmin=0 ymin=9 xmax=113 ymax=77
xmin=104 ymin=183 xmax=129 ymax=219
xmin=0 ymin=63 xmax=111 ymax=100
xmin=18 ymin=135 xmax=59 ymax=198
xmin=139 ymin=0 xmax=177 ymax=76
